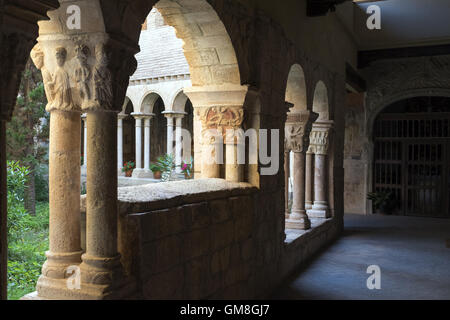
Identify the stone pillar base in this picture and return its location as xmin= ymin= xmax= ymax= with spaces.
xmin=118 ymin=168 xmax=125 ymax=177
xmin=307 ymin=204 xmax=330 ymax=218
xmin=23 ymin=278 xmax=136 ymax=300
xmin=131 ymin=168 xmax=153 ymax=179
xmin=285 ymin=214 xmax=311 ymax=230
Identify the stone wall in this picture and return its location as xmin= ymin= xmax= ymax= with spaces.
xmin=80 ymin=179 xmax=342 ymax=299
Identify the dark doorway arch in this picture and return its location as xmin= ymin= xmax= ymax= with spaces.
xmin=373 ymin=96 xmax=450 ymax=217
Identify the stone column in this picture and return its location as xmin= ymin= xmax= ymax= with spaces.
xmin=184 ymin=85 xmax=248 ymax=180
xmin=166 ymin=115 xmax=174 ymax=155
xmin=144 ymin=117 xmax=151 ymax=172
xmin=175 ymin=116 xmax=184 ymax=173
xmin=134 ymin=114 xmax=143 ymax=171
xmin=80 ymin=111 xmax=125 ymax=296
xmin=132 ymin=113 xmax=153 ymax=178
xmin=225 ymin=122 xmax=245 ymax=182
xmin=284 ymin=149 xmax=290 ymax=219
xmin=307 ymin=121 xmax=333 ymax=219
xmin=284 ymin=111 xmax=317 ymax=230
xmin=81 ymin=114 xmax=87 ymax=175
xmin=305 ymin=149 xmax=314 ymax=210
xmin=29 ymin=44 xmax=83 ymax=299
xmin=27 ymin=2 xmax=138 ymax=300
xmin=117 ymin=114 xmax=125 ymax=176
xmin=77 ymin=41 xmax=137 ymax=299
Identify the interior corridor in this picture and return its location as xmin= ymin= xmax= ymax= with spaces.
xmin=273 ymin=214 xmax=450 ymax=300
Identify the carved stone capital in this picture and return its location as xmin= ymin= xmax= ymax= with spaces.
xmin=284 ymin=110 xmax=319 ymax=153
xmin=309 ymin=120 xmax=334 ymax=155
xmin=131 ymin=112 xmax=154 ymax=120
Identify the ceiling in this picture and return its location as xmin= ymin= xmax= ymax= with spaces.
xmin=348 ymin=0 xmax=450 ymax=50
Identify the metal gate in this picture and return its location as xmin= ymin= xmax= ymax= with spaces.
xmin=373 ymin=109 xmax=450 ymax=218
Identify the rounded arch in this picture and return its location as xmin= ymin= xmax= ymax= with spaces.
xmin=367 ymin=88 xmax=450 ymax=140
xmin=285 ymin=64 xmax=308 ymax=112
xmin=171 ymin=90 xmax=189 ymax=113
xmin=121 ymin=96 xmax=132 ymax=114
xmin=312 ymin=80 xmax=330 ymax=120
xmin=154 ymin=0 xmax=242 ymax=87
xmin=141 ymin=91 xmax=165 ymax=114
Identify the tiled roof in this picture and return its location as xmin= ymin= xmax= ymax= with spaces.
xmin=130 ymin=9 xmax=190 ymax=81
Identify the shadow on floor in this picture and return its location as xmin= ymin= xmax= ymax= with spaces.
xmin=271 ymin=214 xmax=450 ymax=300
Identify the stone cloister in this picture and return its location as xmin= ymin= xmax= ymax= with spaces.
xmin=0 ymin=0 xmax=346 ymax=300
xmin=2 ymin=0 xmax=448 ymax=301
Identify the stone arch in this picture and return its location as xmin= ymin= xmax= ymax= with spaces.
xmin=285 ymin=64 xmax=308 ymax=112
xmin=366 ymin=88 xmax=450 ymax=141
xmin=141 ymin=91 xmax=165 ymax=114
xmin=121 ymin=96 xmax=132 ymax=113
xmin=171 ymin=90 xmax=189 ymax=113
xmin=153 ymin=0 xmax=242 ymax=87
xmin=312 ymin=81 xmax=330 ymax=121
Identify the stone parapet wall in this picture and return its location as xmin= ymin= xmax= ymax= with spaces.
xmin=81 ymin=179 xmax=341 ymax=299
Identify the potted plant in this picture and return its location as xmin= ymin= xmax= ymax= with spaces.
xmin=122 ymin=161 xmax=135 ymax=177
xmin=180 ymin=158 xmax=194 ymax=179
xmin=367 ymin=190 xmax=395 ymax=214
xmin=156 ymin=154 xmax=175 ymax=182
xmin=150 ymin=163 xmax=163 ymax=180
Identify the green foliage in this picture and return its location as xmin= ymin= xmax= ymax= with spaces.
xmin=34 ymin=165 xmax=49 ymax=202
xmin=7 ymin=202 xmax=49 ymax=300
xmin=122 ymin=161 xmax=135 ymax=172
xmin=7 ymin=161 xmax=30 ymax=205
xmin=6 ymin=160 xmax=49 ymax=300
xmin=150 ymin=163 xmax=162 ymax=173
xmin=155 ymin=154 xmax=175 ymax=182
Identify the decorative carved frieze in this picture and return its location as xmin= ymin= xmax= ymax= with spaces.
xmin=199 ymin=106 xmax=245 ymax=144
xmin=31 ymin=38 xmax=137 ymax=114
xmin=284 ymin=111 xmax=318 ymax=153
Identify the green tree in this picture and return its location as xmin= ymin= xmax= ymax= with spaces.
xmin=6 ymin=59 xmax=49 ymax=215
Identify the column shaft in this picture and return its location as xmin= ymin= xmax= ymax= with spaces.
xmin=286 ymin=152 xmax=310 ymax=229
xmin=82 ymin=116 xmax=87 ymax=167
xmin=144 ymin=118 xmax=150 ymax=171
xmin=284 ymin=150 xmax=290 ymax=218
xmin=117 ymin=117 xmax=123 ymax=170
xmin=37 ymin=111 xmax=83 ymax=298
xmin=305 ymin=152 xmax=314 ymax=210
xmin=307 ymin=153 xmax=330 ymax=218
xmin=85 ymin=112 xmax=118 ymax=258
xmin=167 ymin=117 xmax=174 ymax=155
xmin=175 ymin=117 xmax=182 ymax=172
xmin=135 ymin=118 xmax=142 ymax=169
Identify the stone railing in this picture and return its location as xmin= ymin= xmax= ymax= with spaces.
xmin=80 ymin=178 xmax=340 ymax=299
